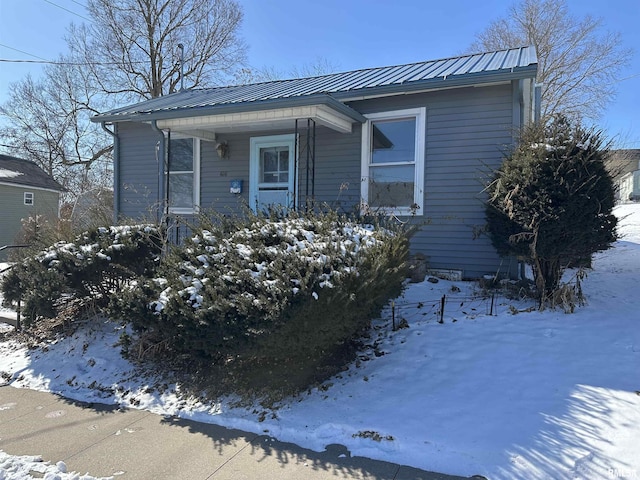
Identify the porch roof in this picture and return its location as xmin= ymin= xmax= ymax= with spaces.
xmin=92 ymin=46 xmax=537 ymax=130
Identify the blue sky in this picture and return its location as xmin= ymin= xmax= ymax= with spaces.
xmin=1 ymin=0 xmax=638 ymax=148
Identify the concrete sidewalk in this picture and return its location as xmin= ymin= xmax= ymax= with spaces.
xmin=0 ymin=386 xmax=468 ymax=480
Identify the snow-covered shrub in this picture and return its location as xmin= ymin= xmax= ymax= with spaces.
xmin=110 ymin=209 xmax=408 ymax=394
xmin=1 ymin=224 xmax=163 ymax=325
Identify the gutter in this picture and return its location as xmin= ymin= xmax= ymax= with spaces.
xmin=101 ymin=122 xmax=120 ymax=223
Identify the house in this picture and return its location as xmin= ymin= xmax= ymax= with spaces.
xmin=607 ymin=149 xmax=640 ymax=202
xmin=91 ymin=46 xmax=539 ymax=279
xmin=0 ymin=154 xmax=64 ymax=261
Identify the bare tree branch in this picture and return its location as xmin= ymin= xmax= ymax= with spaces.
xmin=469 ymin=0 xmax=633 ymax=121
xmin=0 ymin=0 xmax=246 ymax=211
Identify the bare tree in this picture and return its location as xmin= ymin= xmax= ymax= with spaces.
xmin=0 ymin=59 xmax=111 ymax=202
xmin=0 ymin=0 xmax=246 ymax=212
xmin=234 ymin=56 xmax=341 ymax=84
xmin=69 ymin=0 xmax=246 ymax=100
xmin=470 ymin=0 xmax=632 ymax=121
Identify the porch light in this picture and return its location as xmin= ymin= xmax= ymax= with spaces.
xmin=216 ymin=141 xmax=229 ymax=159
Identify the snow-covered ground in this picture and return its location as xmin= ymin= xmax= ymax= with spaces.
xmin=1 ymin=205 xmax=640 ymax=480
xmin=0 ymin=452 xmax=110 ymax=480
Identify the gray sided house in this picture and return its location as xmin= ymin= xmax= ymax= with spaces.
xmin=92 ymin=46 xmax=539 ymax=279
xmin=0 ymin=154 xmax=63 ymax=261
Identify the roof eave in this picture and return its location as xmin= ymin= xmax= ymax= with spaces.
xmin=92 ymin=93 xmax=367 ymax=125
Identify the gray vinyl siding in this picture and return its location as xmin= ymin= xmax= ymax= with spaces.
xmin=117 ymin=122 xmax=163 ymax=221
xmin=116 ymin=83 xmax=518 ymax=278
xmin=301 ymin=125 xmax=362 ymax=213
xmin=201 ymin=129 xmax=282 ymax=214
xmin=349 ymin=84 xmax=516 ymax=278
xmin=0 ymin=185 xmax=59 ymax=261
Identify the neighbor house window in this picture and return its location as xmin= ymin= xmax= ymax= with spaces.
xmin=167 ymin=137 xmax=200 ymax=214
xmin=361 ymin=107 xmax=425 ymax=215
xmin=24 ymin=192 xmax=34 ymax=205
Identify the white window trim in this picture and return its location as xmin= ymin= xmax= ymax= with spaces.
xmin=24 ymin=191 xmax=34 ymax=206
xmin=360 ymin=107 xmax=426 ymax=216
xmin=249 ymin=134 xmax=297 ymax=213
xmin=166 ymin=135 xmax=201 ymax=215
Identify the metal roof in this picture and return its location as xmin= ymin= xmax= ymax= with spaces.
xmin=93 ymin=46 xmax=537 ymax=123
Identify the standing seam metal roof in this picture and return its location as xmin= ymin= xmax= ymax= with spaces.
xmin=93 ymin=46 xmax=537 ymax=122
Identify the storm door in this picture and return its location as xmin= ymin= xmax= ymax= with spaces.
xmin=249 ymin=134 xmax=296 ymax=212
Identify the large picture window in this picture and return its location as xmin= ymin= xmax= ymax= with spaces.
xmin=361 ymin=107 xmax=425 ymax=215
xmin=167 ymin=137 xmax=200 ymax=214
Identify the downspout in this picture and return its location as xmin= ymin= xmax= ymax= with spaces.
xmin=534 ymin=83 xmax=542 ymax=123
xmin=150 ymin=120 xmax=167 ymax=223
xmin=101 ymin=122 xmax=119 ymax=224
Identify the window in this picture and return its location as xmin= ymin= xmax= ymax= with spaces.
xmin=361 ymin=107 xmax=425 ymax=215
xmin=167 ymin=137 xmax=200 ymax=214
xmin=24 ymin=192 xmax=34 ymax=205
xmin=260 ymin=146 xmax=289 ymax=184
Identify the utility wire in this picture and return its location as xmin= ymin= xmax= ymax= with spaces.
xmin=0 ymin=44 xmax=50 ymax=62
xmin=42 ymin=0 xmax=92 ymax=22
xmin=0 ymin=58 xmax=148 ymax=66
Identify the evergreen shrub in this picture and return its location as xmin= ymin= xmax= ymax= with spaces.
xmin=109 ymin=209 xmax=409 ymax=395
xmin=485 ymin=115 xmax=617 ymax=304
xmin=1 ymin=224 xmax=163 ymax=325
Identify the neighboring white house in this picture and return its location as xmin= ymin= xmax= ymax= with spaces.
xmin=619 ymin=170 xmax=640 ymax=202
xmin=608 ymin=150 xmax=640 ymax=202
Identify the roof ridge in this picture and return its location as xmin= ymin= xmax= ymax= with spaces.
xmin=194 ymin=46 xmax=534 ymax=91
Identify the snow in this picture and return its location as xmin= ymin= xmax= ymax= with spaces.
xmin=2 ymin=205 xmax=640 ymax=479
xmin=0 ymin=451 xmax=111 ymax=480
xmin=0 ymin=169 xmax=23 ymax=179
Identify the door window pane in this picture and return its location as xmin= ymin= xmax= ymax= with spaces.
xmin=261 ymin=147 xmax=289 ymax=183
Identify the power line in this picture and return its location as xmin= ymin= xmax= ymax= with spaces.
xmin=0 ymin=143 xmax=110 ymax=163
xmin=0 ymin=58 xmax=148 ymax=66
xmin=42 ymin=0 xmax=91 ymax=22
xmin=618 ymin=72 xmax=640 ymax=82
xmin=0 ymin=43 xmax=50 ymax=62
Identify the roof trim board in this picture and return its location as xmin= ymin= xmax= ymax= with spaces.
xmin=157 ymin=102 xmax=359 ymax=134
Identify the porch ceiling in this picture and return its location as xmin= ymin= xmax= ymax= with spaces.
xmin=156 ymin=103 xmax=359 ymax=136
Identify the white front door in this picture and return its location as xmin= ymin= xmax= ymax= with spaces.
xmin=250 ymin=134 xmax=296 ymax=213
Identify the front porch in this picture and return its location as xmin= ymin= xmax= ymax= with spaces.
xmin=153 ymin=95 xmax=365 ymax=217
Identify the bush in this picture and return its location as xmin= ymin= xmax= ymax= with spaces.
xmin=109 ymin=209 xmax=409 ymax=396
xmin=485 ymin=115 xmax=617 ymax=304
xmin=1 ymin=224 xmax=163 ymax=325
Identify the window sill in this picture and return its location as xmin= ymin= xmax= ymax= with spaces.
xmin=361 ymin=205 xmax=423 ymax=217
